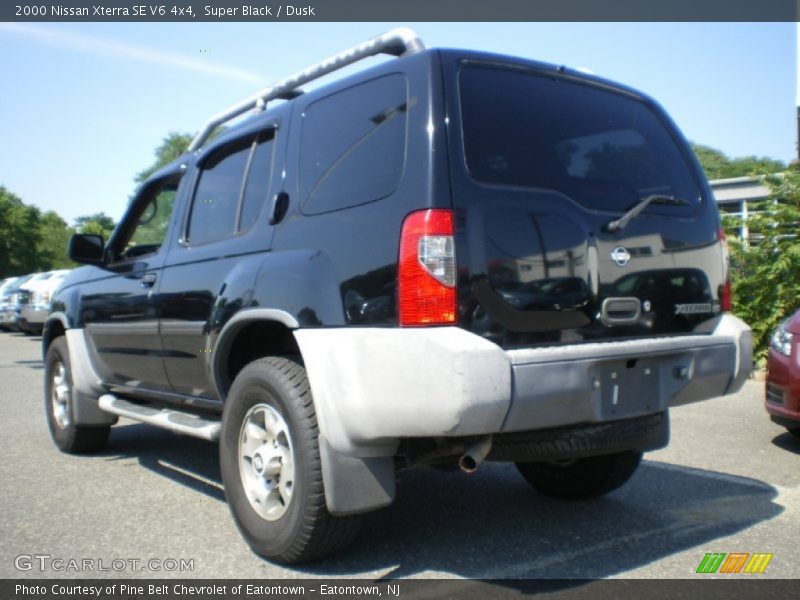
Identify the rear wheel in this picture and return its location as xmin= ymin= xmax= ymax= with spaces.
xmin=220 ymin=356 xmax=361 ymax=564
xmin=515 ymin=450 xmax=642 ymax=500
xmin=45 ymin=337 xmax=110 ymax=453
xmin=787 ymin=427 xmax=800 ymax=440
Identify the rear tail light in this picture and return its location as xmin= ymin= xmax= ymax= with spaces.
xmin=398 ymin=209 xmax=456 ymax=326
xmin=720 ymin=277 xmax=732 ymax=312
xmin=718 ymin=227 xmax=732 ymax=312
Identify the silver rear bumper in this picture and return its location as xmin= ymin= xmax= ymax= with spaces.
xmin=504 ymin=320 xmax=750 ymax=432
xmin=295 ymin=314 xmax=751 ymax=453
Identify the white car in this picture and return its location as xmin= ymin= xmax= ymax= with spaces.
xmin=0 ymin=274 xmax=36 ymax=331
xmin=20 ymin=270 xmax=71 ymax=334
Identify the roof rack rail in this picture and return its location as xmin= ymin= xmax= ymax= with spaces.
xmin=188 ymin=27 xmax=425 ymax=152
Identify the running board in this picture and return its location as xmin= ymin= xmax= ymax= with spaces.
xmin=98 ymin=395 xmax=221 ymax=441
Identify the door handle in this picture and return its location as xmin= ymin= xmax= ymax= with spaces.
xmin=269 ymin=191 xmax=290 ymax=225
xmin=141 ymin=273 xmax=157 ymax=288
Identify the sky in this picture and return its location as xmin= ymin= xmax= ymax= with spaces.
xmin=0 ymin=22 xmax=795 ymax=224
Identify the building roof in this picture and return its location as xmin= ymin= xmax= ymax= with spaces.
xmin=709 ymin=176 xmax=770 ymax=204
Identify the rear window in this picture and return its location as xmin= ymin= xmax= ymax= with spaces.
xmin=459 ymin=65 xmax=703 ymax=214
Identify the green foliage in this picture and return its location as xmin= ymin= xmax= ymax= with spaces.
xmin=74 ymin=212 xmax=116 ymax=240
xmin=134 ymin=132 xmax=193 ymax=184
xmin=692 ymin=143 xmax=786 ymax=180
xmin=693 ymin=143 xmax=790 ymax=366
xmin=0 ymin=187 xmax=44 ymax=277
xmin=722 ymin=164 xmax=800 ymax=365
xmin=39 ymin=211 xmax=76 ymax=270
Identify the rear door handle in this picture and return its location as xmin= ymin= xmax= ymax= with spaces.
xmin=269 ymin=191 xmax=290 ymax=225
xmin=141 ymin=273 xmax=157 ymax=288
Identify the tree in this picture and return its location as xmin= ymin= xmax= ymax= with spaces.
xmin=691 ymin=144 xmax=732 ymax=180
xmin=722 ymin=164 xmax=800 ymax=364
xmin=39 ymin=211 xmax=76 ymax=269
xmin=74 ymin=213 xmax=116 ymax=240
xmin=0 ymin=186 xmax=43 ymax=277
xmin=134 ymin=132 xmax=193 ymax=184
xmin=691 ymin=143 xmax=786 ymax=180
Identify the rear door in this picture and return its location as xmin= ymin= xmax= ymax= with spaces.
xmin=445 ymin=57 xmax=724 ymax=348
xmin=157 ymin=123 xmax=283 ymax=400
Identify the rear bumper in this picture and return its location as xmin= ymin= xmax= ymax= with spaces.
xmin=504 ymin=319 xmax=749 ymax=432
xmin=295 ymin=314 xmax=751 ymax=456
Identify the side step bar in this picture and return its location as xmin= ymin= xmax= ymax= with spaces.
xmin=98 ymin=395 xmax=221 ymax=441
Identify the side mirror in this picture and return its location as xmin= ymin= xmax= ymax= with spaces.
xmin=68 ymin=234 xmax=105 ymax=265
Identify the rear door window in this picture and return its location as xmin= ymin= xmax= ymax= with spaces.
xmin=188 ymin=139 xmax=252 ymax=246
xmin=187 ymin=130 xmax=275 ymax=246
xmin=459 ymin=65 xmax=703 ymax=214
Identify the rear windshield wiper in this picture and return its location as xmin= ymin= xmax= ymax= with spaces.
xmin=605 ymin=194 xmax=691 ymax=233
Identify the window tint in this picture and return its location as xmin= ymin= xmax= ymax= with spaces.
xmin=459 ymin=66 xmax=702 ymax=214
xmin=300 ymin=74 xmax=407 ymax=215
xmin=189 ymin=139 xmax=251 ymax=246
xmin=118 ymin=177 xmax=181 ymax=261
xmin=239 ymin=133 xmax=275 ymax=231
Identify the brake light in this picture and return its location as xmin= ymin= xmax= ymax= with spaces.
xmin=398 ymin=209 xmax=456 ymax=326
xmin=721 ymin=277 xmax=733 ymax=312
xmin=719 ymin=227 xmax=732 ymax=312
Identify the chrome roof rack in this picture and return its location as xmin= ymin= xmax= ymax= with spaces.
xmin=188 ymin=27 xmax=425 ymax=152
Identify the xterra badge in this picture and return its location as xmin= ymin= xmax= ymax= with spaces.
xmin=674 ymin=303 xmax=716 ymax=315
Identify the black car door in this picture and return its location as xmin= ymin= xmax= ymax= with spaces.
xmin=80 ymin=171 xmax=185 ymax=392
xmin=157 ymin=124 xmax=281 ymax=400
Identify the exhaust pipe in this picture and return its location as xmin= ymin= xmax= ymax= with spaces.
xmin=458 ymin=436 xmax=493 ymax=474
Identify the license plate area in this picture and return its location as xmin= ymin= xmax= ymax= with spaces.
xmin=597 ymin=359 xmax=661 ymax=419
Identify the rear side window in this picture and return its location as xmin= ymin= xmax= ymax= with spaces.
xmin=188 ymin=131 xmax=275 ymax=246
xmin=459 ymin=65 xmax=703 ymax=214
xmin=299 ymin=74 xmax=408 ymax=215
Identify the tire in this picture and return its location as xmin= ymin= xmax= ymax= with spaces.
xmin=220 ymin=356 xmax=361 ymax=564
xmin=515 ymin=450 xmax=643 ymax=500
xmin=45 ymin=337 xmax=110 ymax=453
xmin=788 ymin=427 xmax=800 ymax=440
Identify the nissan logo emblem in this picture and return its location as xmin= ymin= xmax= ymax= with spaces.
xmin=611 ymin=247 xmax=631 ymax=267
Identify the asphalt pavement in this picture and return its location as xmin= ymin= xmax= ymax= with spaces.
xmin=1 ymin=331 xmax=798 ymax=580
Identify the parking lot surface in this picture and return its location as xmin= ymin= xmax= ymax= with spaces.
xmin=1 ymin=331 xmax=798 ymax=580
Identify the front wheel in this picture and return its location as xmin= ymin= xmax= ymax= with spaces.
xmin=515 ymin=450 xmax=642 ymax=500
xmin=45 ymin=337 xmax=110 ymax=453
xmin=787 ymin=427 xmax=800 ymax=440
xmin=219 ymin=356 xmax=360 ymax=564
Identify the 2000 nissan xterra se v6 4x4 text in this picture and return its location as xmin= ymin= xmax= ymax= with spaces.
xmin=42 ymin=29 xmax=751 ymax=563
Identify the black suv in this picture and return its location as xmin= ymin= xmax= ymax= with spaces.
xmin=43 ymin=29 xmax=751 ymax=563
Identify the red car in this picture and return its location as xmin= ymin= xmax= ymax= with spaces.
xmin=766 ymin=313 xmax=800 ymax=438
